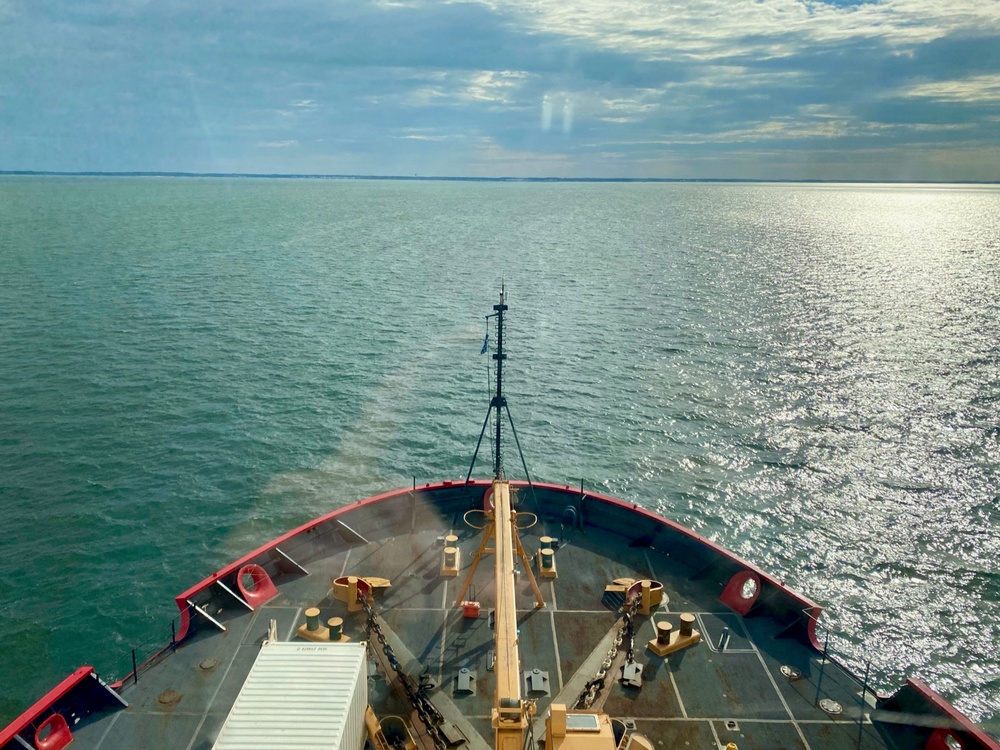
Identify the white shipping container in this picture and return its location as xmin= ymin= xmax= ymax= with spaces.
xmin=213 ymin=640 xmax=368 ymax=750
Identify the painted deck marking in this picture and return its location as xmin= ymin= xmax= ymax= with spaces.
xmin=667 ymin=661 xmax=689 ymax=719
xmin=92 ymin=709 xmax=123 ymax=749
xmin=752 ymin=632 xmax=813 ymax=750
xmin=337 ymin=547 xmax=353 ymax=578
xmin=549 ymin=610 xmax=564 ymax=689
xmin=709 ymin=719 xmax=723 ymax=749
xmin=184 ymin=611 xmax=260 ymax=750
xmin=284 ymin=607 xmax=303 ymax=641
xmin=439 ymin=580 xmax=449 ymax=689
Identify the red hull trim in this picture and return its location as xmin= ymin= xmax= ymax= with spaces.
xmin=171 ymin=479 xmax=821 ymax=645
xmin=7 ymin=480 xmax=993 ymax=749
xmin=908 ymin=679 xmax=1000 ymax=750
xmin=0 ymin=667 xmax=94 ymax=746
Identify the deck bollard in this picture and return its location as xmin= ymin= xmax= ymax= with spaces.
xmin=305 ymin=607 xmax=321 ymax=632
xmin=680 ymin=613 xmax=695 ymax=638
xmin=538 ymin=546 xmax=557 ymax=578
xmin=656 ymin=621 xmax=672 ymax=644
xmin=298 ymin=606 xmax=346 ymax=642
xmin=328 ymin=617 xmax=344 ymax=641
xmin=440 ymin=541 xmax=460 ymax=577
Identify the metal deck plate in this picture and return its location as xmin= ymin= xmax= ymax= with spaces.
xmin=49 ymin=498 xmax=902 ymax=750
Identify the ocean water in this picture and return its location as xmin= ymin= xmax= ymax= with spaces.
xmin=1 ymin=176 xmax=998 ymax=730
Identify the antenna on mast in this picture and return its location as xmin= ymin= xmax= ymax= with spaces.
xmin=465 ymin=284 xmax=537 ymax=493
xmin=492 ymin=282 xmax=507 ymax=479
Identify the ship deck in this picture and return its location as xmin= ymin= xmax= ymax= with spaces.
xmin=0 ymin=482 xmax=988 ymax=750
xmin=53 ymin=486 xmax=891 ymax=750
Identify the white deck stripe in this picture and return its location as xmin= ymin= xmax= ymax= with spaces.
xmin=338 ymin=547 xmax=352 ymax=577
xmin=549 ymin=613 xmax=564 ymax=689
xmin=438 ymin=580 xmax=449 ymax=689
xmin=284 ymin=607 xmax=303 ymax=641
xmin=183 ymin=609 xmax=261 ymax=750
xmin=753 ymin=639 xmax=813 ymax=750
xmin=667 ymin=663 xmax=689 ymax=718
xmin=709 ymin=718 xmax=723 ymax=749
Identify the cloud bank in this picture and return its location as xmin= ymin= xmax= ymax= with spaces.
xmin=1 ymin=0 xmax=998 ymax=179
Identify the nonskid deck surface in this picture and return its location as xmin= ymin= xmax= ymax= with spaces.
xmin=63 ymin=518 xmax=885 ymax=750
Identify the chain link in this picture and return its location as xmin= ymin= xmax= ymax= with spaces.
xmin=574 ymin=596 xmax=641 ymax=709
xmin=361 ymin=596 xmax=449 ymax=750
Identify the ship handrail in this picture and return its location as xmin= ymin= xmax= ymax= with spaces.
xmin=797 ymin=607 xmax=1000 ymax=750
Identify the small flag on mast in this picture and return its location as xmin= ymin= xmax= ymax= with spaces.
xmin=480 ymin=326 xmax=489 ymax=354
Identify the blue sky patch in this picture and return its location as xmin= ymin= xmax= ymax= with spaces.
xmin=1 ymin=0 xmax=998 ymax=180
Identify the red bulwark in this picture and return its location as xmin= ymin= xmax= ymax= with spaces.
xmin=34 ymin=713 xmax=73 ymax=750
xmin=483 ymin=484 xmax=495 ymax=511
xmin=236 ymin=564 xmax=279 ymax=608
xmin=0 ymin=667 xmax=93 ymax=748
xmin=719 ymin=570 xmax=761 ymax=616
xmin=914 ymin=681 xmax=1000 ymax=750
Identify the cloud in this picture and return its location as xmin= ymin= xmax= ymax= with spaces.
xmin=1 ymin=0 xmax=999 ymax=178
xmin=393 ymin=130 xmax=461 ymax=141
xmin=467 ymin=136 xmax=573 ymax=176
xmin=902 ymin=74 xmax=1000 ymax=103
xmin=489 ymin=0 xmax=1000 ymax=58
xmin=463 ymin=70 xmax=528 ymax=103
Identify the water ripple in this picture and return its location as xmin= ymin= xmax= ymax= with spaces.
xmin=1 ymin=177 xmax=998 ymax=728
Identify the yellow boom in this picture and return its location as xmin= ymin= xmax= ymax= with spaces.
xmin=492 ymin=480 xmax=530 ymax=750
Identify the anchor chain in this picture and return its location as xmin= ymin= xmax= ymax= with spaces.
xmin=361 ymin=595 xmax=448 ymax=750
xmin=622 ymin=607 xmax=634 ymax=666
xmin=574 ymin=596 xmax=640 ymax=709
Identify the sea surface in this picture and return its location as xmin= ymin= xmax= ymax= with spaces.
xmin=1 ymin=177 xmax=998 ymax=731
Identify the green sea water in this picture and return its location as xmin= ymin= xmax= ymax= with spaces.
xmin=1 ymin=176 xmax=998 ymax=730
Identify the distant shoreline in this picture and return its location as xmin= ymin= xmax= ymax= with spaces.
xmin=1 ymin=170 xmax=997 ymax=185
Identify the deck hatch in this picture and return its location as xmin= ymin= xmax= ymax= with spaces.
xmin=212 ymin=641 xmax=367 ymax=750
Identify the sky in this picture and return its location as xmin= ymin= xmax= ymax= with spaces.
xmin=1 ymin=0 xmax=999 ymax=181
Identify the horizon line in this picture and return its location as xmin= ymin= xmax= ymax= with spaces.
xmin=2 ymin=169 xmax=998 ymax=186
